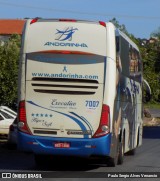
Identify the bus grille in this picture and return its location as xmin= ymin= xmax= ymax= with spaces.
xmin=32 ymin=77 xmax=98 ymax=83
xmin=31 ymin=78 xmax=99 ymax=95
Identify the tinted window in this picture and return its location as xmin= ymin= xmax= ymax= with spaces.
xmin=119 ymin=36 xmax=130 ymax=76
xmin=129 ymin=46 xmax=142 ymax=74
xmin=0 ymin=110 xmax=13 ymax=119
xmin=0 ymin=114 xmax=4 ymax=121
xmin=116 ymin=35 xmax=142 ymax=81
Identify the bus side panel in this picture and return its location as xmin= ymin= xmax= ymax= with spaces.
xmin=113 ymin=34 xmax=143 ymax=153
xmin=104 ymin=23 xmax=118 ymax=159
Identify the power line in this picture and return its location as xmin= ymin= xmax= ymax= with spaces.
xmin=0 ymin=1 xmax=160 ymax=20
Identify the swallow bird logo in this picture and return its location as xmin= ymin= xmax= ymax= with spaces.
xmin=55 ymin=27 xmax=78 ymax=41
xmin=63 ymin=66 xmax=67 ymax=72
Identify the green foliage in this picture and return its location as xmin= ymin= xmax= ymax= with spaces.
xmin=151 ymin=27 xmax=160 ymax=38
xmin=0 ymin=34 xmax=21 ymax=108
xmin=109 ymin=18 xmax=129 ymax=35
xmin=142 ymin=39 xmax=160 ymax=102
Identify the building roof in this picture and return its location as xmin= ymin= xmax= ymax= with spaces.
xmin=0 ymin=19 xmax=25 ymax=35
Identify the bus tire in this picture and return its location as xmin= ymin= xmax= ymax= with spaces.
xmin=118 ymin=143 xmax=124 ymax=165
xmin=127 ymin=148 xmax=136 ymax=155
xmin=107 ymin=142 xmax=119 ymax=167
xmin=117 ymin=134 xmax=125 ymax=165
xmin=107 ymin=156 xmax=117 ymax=167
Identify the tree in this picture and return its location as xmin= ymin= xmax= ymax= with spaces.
xmin=109 ymin=18 xmax=129 ymax=35
xmin=142 ymin=38 xmax=160 ymax=102
xmin=0 ymin=34 xmax=21 ymax=109
xmin=151 ymin=27 xmax=160 ymax=38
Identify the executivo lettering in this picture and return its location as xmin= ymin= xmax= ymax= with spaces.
xmin=51 ymin=99 xmax=76 ymax=107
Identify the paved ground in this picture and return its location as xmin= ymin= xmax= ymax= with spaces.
xmin=149 ymin=108 xmax=160 ymax=118
xmin=0 ymin=128 xmax=160 ymax=181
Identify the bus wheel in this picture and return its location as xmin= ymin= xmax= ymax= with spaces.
xmin=117 ymin=134 xmax=125 ymax=165
xmin=107 ymin=156 xmax=117 ymax=167
xmin=127 ymin=148 xmax=136 ymax=155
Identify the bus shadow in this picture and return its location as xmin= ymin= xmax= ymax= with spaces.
xmin=143 ymin=126 xmax=160 ymax=139
xmin=34 ymin=156 xmax=106 ymax=171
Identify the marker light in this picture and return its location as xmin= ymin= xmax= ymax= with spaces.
xmin=30 ymin=18 xmax=39 ymax=24
xmin=59 ymin=19 xmax=77 ymax=22
xmin=99 ymin=21 xmax=106 ymax=27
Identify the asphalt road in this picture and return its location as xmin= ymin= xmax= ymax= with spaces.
xmin=0 ymin=127 xmax=160 ymax=180
xmin=149 ymin=108 xmax=160 ymax=118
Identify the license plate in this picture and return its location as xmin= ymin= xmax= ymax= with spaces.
xmin=54 ymin=142 xmax=70 ymax=148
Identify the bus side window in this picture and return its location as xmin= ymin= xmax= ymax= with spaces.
xmin=129 ymin=46 xmax=141 ymax=74
xmin=119 ymin=36 xmax=130 ymax=76
xmin=116 ymin=36 xmax=120 ymax=52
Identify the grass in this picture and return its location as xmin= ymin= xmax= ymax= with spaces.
xmin=144 ymin=103 xmax=160 ymax=109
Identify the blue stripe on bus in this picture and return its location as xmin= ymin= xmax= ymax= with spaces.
xmin=69 ymin=112 xmax=94 ymax=136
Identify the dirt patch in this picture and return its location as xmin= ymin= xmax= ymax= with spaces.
xmin=143 ymin=117 xmax=160 ymax=126
xmin=143 ymin=108 xmax=160 ymax=126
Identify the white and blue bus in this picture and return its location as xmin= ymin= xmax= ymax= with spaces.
xmin=18 ymin=18 xmax=143 ymax=166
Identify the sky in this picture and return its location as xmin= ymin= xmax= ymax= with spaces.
xmin=0 ymin=0 xmax=160 ymax=39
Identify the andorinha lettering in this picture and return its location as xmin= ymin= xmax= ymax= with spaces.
xmin=44 ymin=42 xmax=88 ymax=48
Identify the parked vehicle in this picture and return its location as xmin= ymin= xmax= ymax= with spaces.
xmin=8 ymin=117 xmax=18 ymax=146
xmin=0 ymin=106 xmax=17 ymax=119
xmin=0 ymin=110 xmax=15 ymax=136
